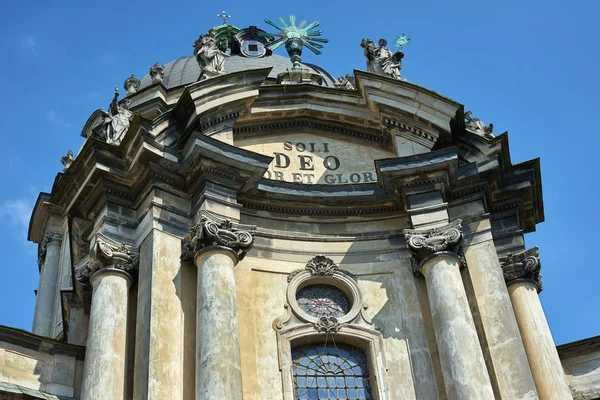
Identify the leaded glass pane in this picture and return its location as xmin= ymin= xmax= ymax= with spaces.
xmin=292 ymin=343 xmax=372 ymax=400
xmin=296 ymin=285 xmax=350 ymax=318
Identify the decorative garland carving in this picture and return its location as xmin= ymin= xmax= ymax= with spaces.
xmin=288 ymin=255 xmax=357 ymax=282
xmin=499 ymin=247 xmax=543 ymax=292
xmin=38 ymin=231 xmax=63 ymax=266
xmin=181 ymin=213 xmax=255 ymax=263
xmin=75 ymin=236 xmax=139 ymax=285
xmin=403 ymin=219 xmax=464 ymax=276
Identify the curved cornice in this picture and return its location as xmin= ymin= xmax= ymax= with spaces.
xmin=48 ymin=68 xmax=543 ymax=234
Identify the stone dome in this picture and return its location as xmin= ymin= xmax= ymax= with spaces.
xmin=138 ymin=54 xmax=337 ymax=90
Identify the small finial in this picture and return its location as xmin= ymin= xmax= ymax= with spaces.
xmin=149 ymin=62 xmax=165 ymax=84
xmin=124 ymin=74 xmax=140 ymax=96
xmin=217 ymin=10 xmax=231 ymax=25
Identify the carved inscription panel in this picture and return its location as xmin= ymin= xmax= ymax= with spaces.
xmin=237 ymin=134 xmax=395 ymax=185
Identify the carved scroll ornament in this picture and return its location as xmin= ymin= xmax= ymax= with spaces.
xmin=314 ymin=316 xmax=341 ymax=334
xmin=75 ymin=236 xmax=139 ymax=284
xmin=403 ymin=219 xmax=464 ymax=275
xmin=288 ymin=255 xmax=357 ymax=282
xmin=181 ymin=214 xmax=255 ymax=263
xmin=500 ymin=247 xmax=543 ymax=292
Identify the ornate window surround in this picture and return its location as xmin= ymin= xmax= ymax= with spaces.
xmin=273 ymin=256 xmax=390 ymax=400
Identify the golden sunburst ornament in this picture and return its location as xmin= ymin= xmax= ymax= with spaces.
xmin=260 ymin=15 xmax=328 ymax=68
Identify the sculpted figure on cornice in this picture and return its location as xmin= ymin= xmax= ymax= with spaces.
xmin=75 ymin=236 xmax=139 ymax=284
xmin=193 ymin=28 xmax=228 ymax=79
xmin=123 ymin=74 xmax=140 ymax=95
xmin=181 ymin=213 xmax=255 ymax=262
xmin=499 ymin=247 xmax=543 ymax=292
xmin=334 ymin=74 xmax=356 ymax=90
xmin=465 ymin=110 xmax=494 ymax=139
xmin=360 ymin=38 xmax=404 ymax=80
xmin=102 ymin=88 xmax=133 ymax=146
xmin=149 ymin=62 xmax=165 ymax=84
xmin=403 ymin=219 xmax=464 ymax=275
xmin=60 ymin=150 xmax=73 ymax=172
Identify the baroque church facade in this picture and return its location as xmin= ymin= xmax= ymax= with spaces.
xmin=0 ymin=17 xmax=599 ymax=400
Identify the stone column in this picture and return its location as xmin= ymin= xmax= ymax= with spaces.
xmin=501 ymin=248 xmax=572 ymax=400
xmin=32 ymin=231 xmax=63 ymax=337
xmin=404 ymin=220 xmax=494 ymax=399
xmin=76 ymin=237 xmax=139 ymax=400
xmin=181 ymin=213 xmax=255 ymax=400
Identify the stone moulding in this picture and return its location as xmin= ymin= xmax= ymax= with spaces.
xmin=233 ymin=119 xmax=392 ymax=148
xmin=75 ymin=235 xmax=139 ymax=285
xmin=499 ymin=246 xmax=543 ymax=292
xmin=287 ymin=255 xmax=357 ymax=282
xmin=281 ymin=256 xmax=370 ymax=332
xmin=403 ymin=219 xmax=465 ymax=276
xmin=180 ymin=211 xmax=256 ymax=263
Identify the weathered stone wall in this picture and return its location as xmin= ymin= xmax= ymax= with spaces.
xmin=0 ymin=327 xmax=84 ymax=398
xmin=559 ymin=337 xmax=600 ymax=399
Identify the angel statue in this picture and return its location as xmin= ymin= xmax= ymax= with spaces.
xmin=193 ymin=28 xmax=228 ymax=79
xmin=102 ymin=88 xmax=133 ymax=145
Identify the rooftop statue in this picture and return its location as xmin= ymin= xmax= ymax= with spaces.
xmin=149 ymin=62 xmax=164 ymax=84
xmin=193 ymin=28 xmax=228 ymax=79
xmin=60 ymin=150 xmax=73 ymax=172
xmin=334 ymin=74 xmax=356 ymax=90
xmin=102 ymin=88 xmax=133 ymax=145
xmin=361 ymin=34 xmax=410 ymax=80
xmin=465 ymin=110 xmax=495 ymax=139
xmin=124 ymin=74 xmax=140 ymax=95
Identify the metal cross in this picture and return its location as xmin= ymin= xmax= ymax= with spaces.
xmin=217 ymin=10 xmax=231 ymax=25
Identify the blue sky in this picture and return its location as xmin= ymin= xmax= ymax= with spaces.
xmin=0 ymin=0 xmax=598 ymax=345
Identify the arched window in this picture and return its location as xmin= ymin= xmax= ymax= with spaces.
xmin=292 ymin=343 xmax=372 ymax=400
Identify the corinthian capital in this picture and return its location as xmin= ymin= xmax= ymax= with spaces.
xmin=403 ymin=219 xmax=464 ymax=275
xmin=181 ymin=213 xmax=255 ymax=264
xmin=38 ymin=230 xmax=63 ymax=266
xmin=499 ymin=247 xmax=543 ymax=292
xmin=45 ymin=231 xmax=63 ymax=246
xmin=75 ymin=235 xmax=139 ymax=284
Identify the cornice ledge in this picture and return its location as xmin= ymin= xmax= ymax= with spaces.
xmin=354 ymin=69 xmax=461 ymax=131
xmin=253 ymin=180 xmax=385 ymax=200
xmin=28 ymin=193 xmax=62 ymax=243
xmin=376 ymin=147 xmax=459 ymax=196
xmin=182 ymin=132 xmax=272 ymax=192
xmin=176 ymin=67 xmax=272 ymax=131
